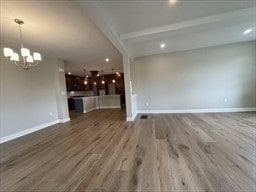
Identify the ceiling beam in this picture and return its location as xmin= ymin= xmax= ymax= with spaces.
xmin=77 ymin=0 xmax=132 ymax=59
xmin=120 ymin=7 xmax=255 ymax=40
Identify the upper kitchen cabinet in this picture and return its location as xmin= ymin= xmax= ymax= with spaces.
xmin=65 ymin=75 xmax=86 ymax=91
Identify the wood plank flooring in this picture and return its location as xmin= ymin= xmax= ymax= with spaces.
xmin=0 ymin=109 xmax=255 ymax=192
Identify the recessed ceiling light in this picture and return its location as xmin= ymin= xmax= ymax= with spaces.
xmin=68 ymin=72 xmax=71 ymax=75
xmin=105 ymin=58 xmax=109 ymax=62
xmin=169 ymin=0 xmax=177 ymax=5
xmin=160 ymin=43 xmax=166 ymax=49
xmin=243 ymin=29 xmax=252 ymax=35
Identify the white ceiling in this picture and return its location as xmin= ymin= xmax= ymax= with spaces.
xmin=100 ymin=0 xmax=255 ymax=34
xmin=1 ymin=0 xmax=122 ymax=76
xmin=1 ymin=0 xmax=255 ymax=75
xmin=98 ymin=0 xmax=256 ymax=58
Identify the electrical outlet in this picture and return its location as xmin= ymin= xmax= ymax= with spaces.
xmin=224 ymin=99 xmax=228 ymax=103
xmin=146 ymin=102 xmax=149 ymax=106
xmin=49 ymin=112 xmax=53 ymax=116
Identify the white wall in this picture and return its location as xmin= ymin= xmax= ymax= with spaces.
xmin=0 ymin=52 xmax=69 ymax=140
xmin=131 ymin=94 xmax=137 ymax=119
xmin=131 ymin=41 xmax=256 ymax=112
xmin=54 ymin=61 xmax=70 ymax=122
xmin=98 ymin=95 xmax=121 ymax=108
xmin=123 ymin=54 xmax=135 ymax=121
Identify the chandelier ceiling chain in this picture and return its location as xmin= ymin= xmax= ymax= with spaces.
xmin=3 ymin=19 xmax=42 ymax=70
xmin=17 ymin=20 xmax=24 ymax=47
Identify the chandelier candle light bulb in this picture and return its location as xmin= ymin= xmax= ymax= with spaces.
xmin=33 ymin=52 xmax=41 ymax=61
xmin=10 ymin=53 xmax=19 ymax=62
xmin=26 ymin=55 xmax=34 ymax=63
xmin=3 ymin=48 xmax=14 ymax=57
xmin=21 ymin=48 xmax=30 ymax=57
xmin=3 ymin=19 xmax=42 ymax=70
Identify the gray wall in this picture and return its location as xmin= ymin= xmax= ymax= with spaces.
xmin=0 ymin=52 xmax=69 ymax=138
xmin=54 ymin=60 xmax=70 ymax=121
xmin=131 ymin=41 xmax=256 ymax=111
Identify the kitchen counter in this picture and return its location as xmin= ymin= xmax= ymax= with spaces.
xmin=73 ymin=95 xmax=121 ymax=113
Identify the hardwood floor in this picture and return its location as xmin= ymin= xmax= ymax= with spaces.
xmin=0 ymin=109 xmax=255 ymax=192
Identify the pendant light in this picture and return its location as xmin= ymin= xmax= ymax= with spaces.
xmin=101 ymin=70 xmax=105 ymax=84
xmin=112 ymin=69 xmax=116 ymax=83
xmin=83 ymin=69 xmax=88 ymax=85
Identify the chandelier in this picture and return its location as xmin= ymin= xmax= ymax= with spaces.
xmin=3 ymin=19 xmax=42 ymax=70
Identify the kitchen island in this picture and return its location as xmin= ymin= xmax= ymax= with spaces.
xmin=73 ymin=95 xmax=121 ymax=113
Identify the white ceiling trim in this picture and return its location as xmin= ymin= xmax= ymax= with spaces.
xmin=120 ymin=7 xmax=255 ymax=40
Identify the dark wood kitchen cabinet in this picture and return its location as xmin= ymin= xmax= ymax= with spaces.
xmin=66 ymin=77 xmax=72 ymax=91
xmin=65 ymin=75 xmax=86 ymax=91
xmin=65 ymin=73 xmax=125 ymax=102
xmin=72 ymin=77 xmax=84 ymax=91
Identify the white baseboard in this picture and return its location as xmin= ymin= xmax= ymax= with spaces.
xmin=58 ymin=117 xmax=70 ymax=123
xmin=83 ymin=106 xmax=121 ymax=113
xmin=83 ymin=107 xmax=97 ymax=113
xmin=0 ymin=118 xmax=71 ymax=144
xmin=99 ymin=106 xmax=121 ymax=109
xmin=137 ymin=107 xmax=256 ymax=114
xmin=126 ymin=117 xmax=133 ymax=121
xmin=126 ymin=111 xmax=138 ymax=121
